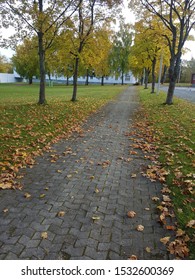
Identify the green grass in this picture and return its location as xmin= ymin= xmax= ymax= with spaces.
xmin=0 ymin=83 xmax=127 ymax=184
xmin=137 ymin=87 xmax=195 ymax=259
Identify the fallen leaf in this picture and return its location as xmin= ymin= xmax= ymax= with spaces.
xmin=144 ymin=207 xmax=150 ymax=211
xmin=127 ymin=210 xmax=136 ymax=218
xmin=128 ymin=255 xmax=138 ymax=260
xmin=160 ymin=236 xmax=171 ymax=245
xmin=145 ymin=247 xmax=151 ymax=253
xmin=136 ymin=225 xmax=144 ymax=231
xmin=186 ymin=220 xmax=195 ymax=228
xmin=152 ymin=196 xmax=160 ymax=202
xmin=176 ymin=229 xmax=185 ymax=237
xmin=24 ymin=192 xmax=31 ymax=199
xmin=39 ymin=194 xmax=46 ymax=198
xmin=163 ymin=195 xmax=171 ymax=202
xmin=67 ymin=174 xmax=72 ymax=178
xmin=3 ymin=208 xmax=9 ymax=213
xmin=0 ymin=183 xmax=12 ymax=189
xmin=41 ymin=232 xmax=48 ymax=239
xmin=92 ymin=216 xmax=100 ymax=221
xmin=57 ymin=211 xmax=65 ymax=217
xmin=131 ymin=173 xmax=137 ymax=178
xmin=94 ymin=188 xmax=100 ymax=193
xmin=57 ymin=170 xmax=62 ymax=173
xmin=166 ymin=225 xmax=175 ymax=230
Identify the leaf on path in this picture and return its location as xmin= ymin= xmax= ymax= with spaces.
xmin=94 ymin=188 xmax=100 ymax=194
xmin=160 ymin=236 xmax=171 ymax=245
xmin=3 ymin=208 xmax=9 ymax=213
xmin=152 ymin=196 xmax=160 ymax=202
xmin=57 ymin=211 xmax=65 ymax=217
xmin=41 ymin=232 xmax=48 ymax=239
xmin=92 ymin=216 xmax=100 ymax=221
xmin=0 ymin=183 xmax=12 ymax=189
xmin=144 ymin=207 xmax=150 ymax=211
xmin=24 ymin=192 xmax=31 ymax=199
xmin=39 ymin=194 xmax=46 ymax=198
xmin=128 ymin=255 xmax=138 ymax=260
xmin=136 ymin=225 xmax=144 ymax=231
xmin=145 ymin=247 xmax=151 ymax=253
xmin=127 ymin=211 xmax=136 ymax=218
xmin=131 ymin=173 xmax=137 ymax=178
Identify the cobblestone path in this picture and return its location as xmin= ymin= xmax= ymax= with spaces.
xmin=0 ymin=87 xmax=171 ymax=260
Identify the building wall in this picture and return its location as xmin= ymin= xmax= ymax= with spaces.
xmin=0 ymin=71 xmax=136 ymax=85
xmin=0 ymin=73 xmax=16 ymax=83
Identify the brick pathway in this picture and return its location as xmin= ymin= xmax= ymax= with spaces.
xmin=0 ymin=87 xmax=171 ymax=260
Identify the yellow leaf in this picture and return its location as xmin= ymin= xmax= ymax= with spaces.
xmin=57 ymin=211 xmax=65 ymax=217
xmin=39 ymin=194 xmax=46 ymax=198
xmin=41 ymin=232 xmax=48 ymax=239
xmin=145 ymin=247 xmax=151 ymax=253
xmin=160 ymin=236 xmax=171 ymax=244
xmin=24 ymin=192 xmax=31 ymax=199
xmin=186 ymin=220 xmax=195 ymax=228
xmin=128 ymin=255 xmax=138 ymax=260
xmin=136 ymin=225 xmax=144 ymax=231
xmin=127 ymin=211 xmax=136 ymax=218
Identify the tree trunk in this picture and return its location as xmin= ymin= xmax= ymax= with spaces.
xmin=85 ymin=69 xmax=89 ymax=85
xmin=161 ymin=65 xmax=167 ymax=84
xmin=121 ymin=71 xmax=124 ymax=85
xmin=165 ymin=56 xmax=181 ymax=104
xmin=29 ymin=77 xmax=33 ymax=84
xmin=38 ymin=31 xmax=46 ymax=104
xmin=144 ymin=68 xmax=149 ymax=89
xmin=151 ymin=58 xmax=156 ymax=93
xmin=66 ymin=75 xmax=69 ymax=86
xmin=101 ymin=76 xmax=104 ymax=86
xmin=72 ymin=57 xmax=79 ymax=102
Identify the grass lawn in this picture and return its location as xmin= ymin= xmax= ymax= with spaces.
xmin=135 ymin=87 xmax=195 ymax=259
xmin=0 ymin=83 xmax=127 ymax=189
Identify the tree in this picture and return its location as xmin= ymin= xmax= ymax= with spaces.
xmin=109 ymin=21 xmax=133 ymax=85
xmin=0 ymin=54 xmax=13 ymax=73
xmin=70 ymin=0 xmax=121 ymax=101
xmin=0 ymin=0 xmax=80 ymax=104
xmin=12 ymin=38 xmax=39 ymax=84
xmin=131 ymin=0 xmax=195 ymax=104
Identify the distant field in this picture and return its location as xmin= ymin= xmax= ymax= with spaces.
xmin=0 ymin=83 xmax=127 ymax=188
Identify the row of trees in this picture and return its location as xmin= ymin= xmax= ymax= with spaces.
xmin=0 ymin=0 xmax=125 ymax=104
xmin=0 ymin=1 xmax=195 ymax=105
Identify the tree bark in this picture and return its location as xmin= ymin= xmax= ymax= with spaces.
xmin=151 ymin=57 xmax=156 ymax=93
xmin=161 ymin=65 xmax=167 ymax=84
xmin=144 ymin=68 xmax=149 ymax=89
xmin=165 ymin=56 xmax=181 ymax=104
xmin=72 ymin=57 xmax=79 ymax=102
xmin=38 ymin=31 xmax=46 ymax=104
xmin=101 ymin=76 xmax=104 ymax=86
xmin=121 ymin=71 xmax=124 ymax=85
xmin=85 ymin=69 xmax=89 ymax=85
xmin=29 ymin=77 xmax=33 ymax=84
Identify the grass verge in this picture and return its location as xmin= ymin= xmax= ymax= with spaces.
xmin=0 ymin=83 xmax=127 ymax=189
xmin=134 ymin=87 xmax=195 ymax=259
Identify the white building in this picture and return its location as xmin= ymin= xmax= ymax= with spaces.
xmin=0 ymin=71 xmax=136 ymax=85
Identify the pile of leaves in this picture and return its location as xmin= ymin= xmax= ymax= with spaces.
xmin=129 ymin=88 xmax=195 ymax=259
